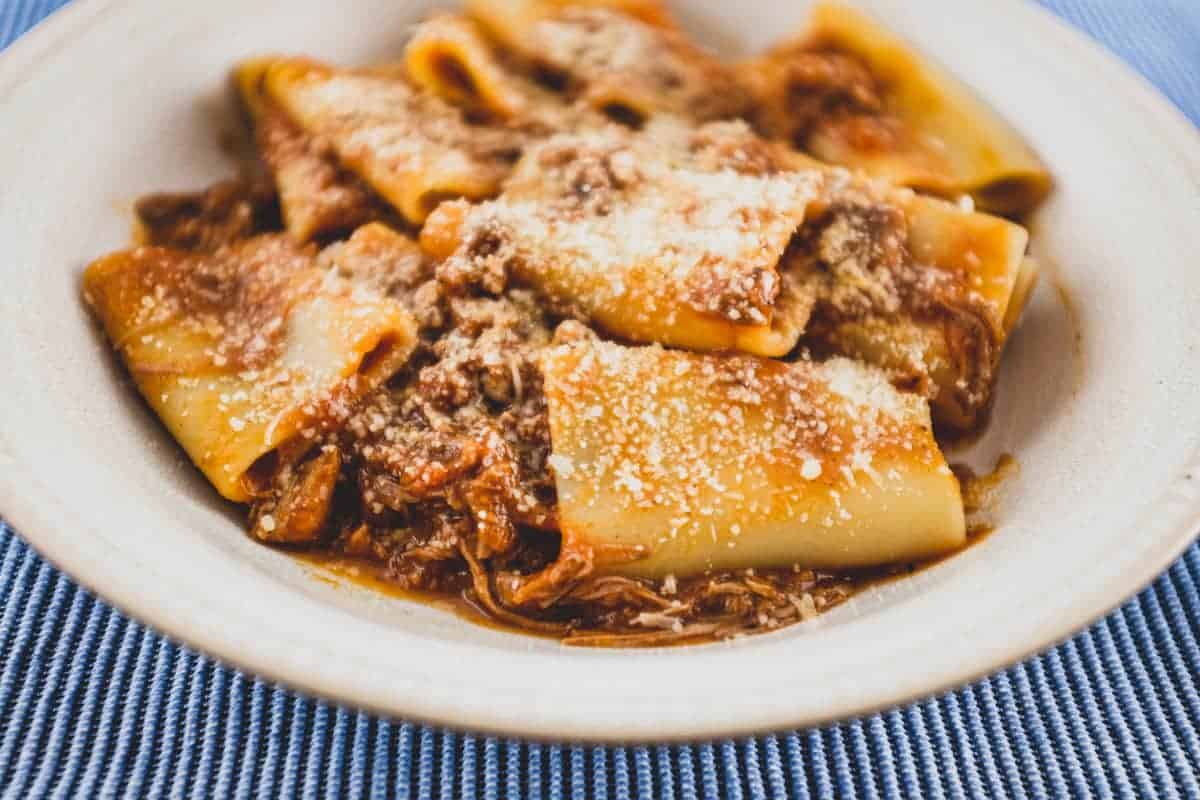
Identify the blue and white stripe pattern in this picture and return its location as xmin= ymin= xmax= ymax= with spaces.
xmin=2 ymin=0 xmax=1199 ymax=795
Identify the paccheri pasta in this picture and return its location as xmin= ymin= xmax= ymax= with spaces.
xmin=84 ymin=0 xmax=1045 ymax=645
xmin=738 ymin=2 xmax=1052 ymax=215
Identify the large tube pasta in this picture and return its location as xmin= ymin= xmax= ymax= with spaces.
xmin=517 ymin=6 xmax=748 ymax=125
xmin=788 ymin=179 xmax=1033 ymax=430
xmin=404 ymin=13 xmax=532 ymax=120
xmin=540 ymin=337 xmax=965 ymax=578
xmin=465 ymin=0 xmax=744 ymax=125
xmin=464 ymin=0 xmax=675 ymax=58
xmin=740 ymin=1 xmax=1052 ymax=215
xmin=423 ymin=122 xmax=821 ymax=357
xmin=234 ymin=58 xmax=385 ymax=242
xmin=82 ymin=235 xmax=418 ymax=501
xmin=262 ymin=58 xmax=520 ymax=223
xmin=403 ymin=13 xmax=605 ymax=136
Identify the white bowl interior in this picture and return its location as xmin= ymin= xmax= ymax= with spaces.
xmin=0 ymin=0 xmax=1198 ymax=740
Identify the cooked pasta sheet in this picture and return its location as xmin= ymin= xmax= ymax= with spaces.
xmin=898 ymin=192 xmax=1033 ymax=412
xmin=403 ymin=12 xmax=608 ymax=137
xmin=784 ymin=175 xmax=1034 ymax=429
xmin=262 ymin=58 xmax=521 ymax=224
xmin=541 ymin=336 xmax=965 ymax=579
xmin=467 ymin=1 xmax=746 ymax=125
xmin=403 ymin=13 xmax=533 ymax=120
xmin=1004 ymin=257 xmax=1039 ymax=338
xmin=424 ymin=120 xmax=821 ymax=357
xmin=82 ymin=235 xmax=418 ymax=503
xmin=234 ymin=59 xmax=386 ymax=242
xmin=464 ymin=0 xmax=675 ymax=59
xmin=233 ymin=57 xmax=276 ymax=120
xmin=740 ymin=1 xmax=1052 ymax=215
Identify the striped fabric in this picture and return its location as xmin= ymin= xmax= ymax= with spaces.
xmin=2 ymin=1 xmax=1199 ymax=797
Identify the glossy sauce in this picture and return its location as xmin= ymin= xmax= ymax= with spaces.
xmin=294 ymin=551 xmax=562 ymax=640
xmin=296 ymin=455 xmax=1012 ymax=647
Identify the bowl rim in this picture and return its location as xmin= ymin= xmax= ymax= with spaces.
xmin=1 ymin=0 xmax=1199 ymax=742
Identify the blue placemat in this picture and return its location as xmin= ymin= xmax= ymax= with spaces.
xmin=2 ymin=0 xmax=1199 ymax=797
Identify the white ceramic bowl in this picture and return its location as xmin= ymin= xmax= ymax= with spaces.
xmin=1 ymin=0 xmax=1198 ymax=742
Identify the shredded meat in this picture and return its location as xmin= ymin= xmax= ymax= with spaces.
xmin=558 ymin=567 xmax=860 ymax=646
xmin=250 ymin=447 xmax=341 ymax=544
xmin=789 ymin=199 xmax=909 ymax=320
xmin=743 ymin=46 xmax=899 ymax=153
xmin=781 ymin=50 xmax=881 ymax=141
xmin=787 ymin=197 xmax=1000 ymax=417
xmin=135 ymin=174 xmax=281 ymax=251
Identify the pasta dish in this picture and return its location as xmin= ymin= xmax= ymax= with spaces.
xmin=82 ymin=0 xmax=1049 ymax=645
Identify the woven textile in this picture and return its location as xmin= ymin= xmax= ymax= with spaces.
xmin=2 ymin=1 xmax=1199 ymax=797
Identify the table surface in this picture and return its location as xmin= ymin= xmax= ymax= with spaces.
xmin=2 ymin=0 xmax=1199 ymax=797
